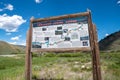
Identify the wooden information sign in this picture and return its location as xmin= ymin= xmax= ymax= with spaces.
xmin=25 ymin=10 xmax=102 ymax=80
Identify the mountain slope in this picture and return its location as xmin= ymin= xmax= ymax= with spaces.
xmin=0 ymin=41 xmax=24 ymax=55
xmin=99 ymin=31 xmax=120 ymax=51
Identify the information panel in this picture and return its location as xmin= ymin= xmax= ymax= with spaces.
xmin=32 ymin=16 xmax=90 ymax=49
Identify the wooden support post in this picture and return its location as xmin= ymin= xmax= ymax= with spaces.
xmin=92 ymin=24 xmax=102 ymax=80
xmin=25 ymin=20 xmax=33 ymax=80
xmin=87 ymin=10 xmax=102 ymax=80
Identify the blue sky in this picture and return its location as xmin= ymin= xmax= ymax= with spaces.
xmin=0 ymin=0 xmax=120 ymax=45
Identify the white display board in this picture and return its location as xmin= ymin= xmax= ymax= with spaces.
xmin=32 ymin=16 xmax=90 ymax=49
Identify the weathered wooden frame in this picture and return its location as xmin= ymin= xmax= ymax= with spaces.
xmin=25 ymin=10 xmax=102 ymax=80
xmin=31 ymin=11 xmax=91 ymax=52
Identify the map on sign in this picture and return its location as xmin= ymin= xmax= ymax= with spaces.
xmin=32 ymin=16 xmax=90 ymax=49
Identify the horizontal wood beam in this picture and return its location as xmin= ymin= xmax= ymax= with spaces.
xmin=31 ymin=47 xmax=91 ymax=52
xmin=31 ymin=12 xmax=89 ymax=23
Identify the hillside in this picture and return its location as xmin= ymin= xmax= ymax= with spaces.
xmin=99 ymin=30 xmax=120 ymax=51
xmin=0 ymin=41 xmax=24 ymax=55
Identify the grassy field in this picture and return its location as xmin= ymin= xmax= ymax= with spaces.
xmin=0 ymin=52 xmax=120 ymax=80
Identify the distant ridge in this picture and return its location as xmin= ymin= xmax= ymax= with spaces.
xmin=14 ymin=45 xmax=26 ymax=50
xmin=0 ymin=41 xmax=24 ymax=55
xmin=99 ymin=30 xmax=120 ymax=52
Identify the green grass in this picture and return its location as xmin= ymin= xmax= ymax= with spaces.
xmin=0 ymin=55 xmax=25 ymax=80
xmin=100 ymin=52 xmax=120 ymax=80
xmin=0 ymin=52 xmax=120 ymax=80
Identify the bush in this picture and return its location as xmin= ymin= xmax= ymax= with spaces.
xmin=32 ymin=53 xmax=38 ymax=57
xmin=0 ymin=65 xmax=5 ymax=70
xmin=56 ymin=53 xmax=87 ymax=57
xmin=44 ymin=53 xmax=56 ymax=57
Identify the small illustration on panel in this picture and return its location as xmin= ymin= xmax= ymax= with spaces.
xmin=80 ymin=36 xmax=89 ymax=41
xmin=45 ymin=37 xmax=49 ymax=41
xmin=82 ymin=41 xmax=88 ymax=46
xmin=55 ymin=30 xmax=63 ymax=35
xmin=64 ymin=37 xmax=70 ymax=41
xmin=63 ymin=29 xmax=68 ymax=33
xmin=32 ymin=42 xmax=42 ymax=48
xmin=71 ymin=33 xmax=78 ymax=39
xmin=42 ymin=27 xmax=47 ymax=31
xmin=57 ymin=26 xmax=62 ymax=30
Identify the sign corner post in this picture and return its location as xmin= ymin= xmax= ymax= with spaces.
xmin=25 ymin=21 xmax=33 ymax=80
xmin=88 ymin=12 xmax=102 ymax=80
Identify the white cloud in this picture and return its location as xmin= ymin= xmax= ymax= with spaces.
xmin=9 ymin=42 xmax=17 ymax=45
xmin=105 ymin=33 xmax=109 ymax=37
xmin=17 ymin=41 xmax=26 ymax=46
xmin=8 ymin=39 xmax=26 ymax=46
xmin=21 ymin=42 xmax=26 ymax=46
xmin=6 ymin=32 xmax=11 ymax=35
xmin=117 ymin=0 xmax=120 ymax=3
xmin=117 ymin=0 xmax=120 ymax=5
xmin=0 ymin=14 xmax=26 ymax=32
xmin=17 ymin=40 xmax=26 ymax=46
xmin=11 ymin=35 xmax=21 ymax=41
xmin=0 ymin=3 xmax=14 ymax=12
xmin=5 ymin=4 xmax=13 ymax=11
xmin=35 ymin=0 xmax=43 ymax=3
